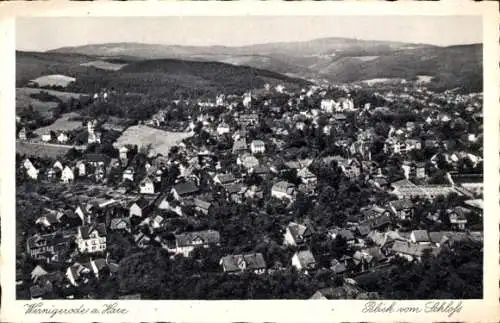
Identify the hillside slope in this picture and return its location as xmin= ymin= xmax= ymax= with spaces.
xmin=50 ymin=38 xmax=482 ymax=92
xmin=16 ymin=51 xmax=310 ymax=97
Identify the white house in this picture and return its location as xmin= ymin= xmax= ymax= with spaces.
xmin=76 ymin=161 xmax=86 ymax=176
xmin=271 ymin=181 xmax=296 ymax=200
xmin=18 ymin=127 xmax=27 ymax=140
xmin=283 ymin=222 xmax=311 ymax=246
xmin=250 ymin=140 xmax=265 ymax=154
xmin=217 ymin=123 xmax=230 ymax=135
xmin=297 ymin=167 xmax=317 ymax=185
xmin=119 ymin=146 xmax=129 ymax=161
xmin=41 ymin=133 xmax=52 ymax=142
xmin=320 ymin=99 xmax=336 ymax=113
xmin=26 ymin=167 xmax=39 ymax=180
xmin=53 ymin=161 xmax=64 ymax=171
xmin=57 ymin=132 xmax=69 ymax=144
xmin=23 ymin=158 xmax=34 ymax=170
xmin=61 ymin=166 xmax=74 ymax=183
xmin=76 ymin=224 xmax=107 ymax=254
xmin=122 ymin=168 xmax=134 ymax=182
xmin=170 ymin=230 xmax=220 ymax=257
xmin=139 ymin=177 xmax=155 ymax=194
xmin=291 ymin=250 xmax=317 ymax=273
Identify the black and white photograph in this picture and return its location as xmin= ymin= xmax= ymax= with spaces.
xmin=12 ymin=14 xmax=487 ymax=302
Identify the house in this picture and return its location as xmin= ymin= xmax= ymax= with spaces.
xmin=330 ymin=259 xmax=347 ymax=275
xmin=245 ymin=185 xmax=264 ymax=200
xmin=387 ymin=199 xmax=414 ymax=220
xmin=139 ymin=177 xmax=155 ymax=194
xmin=29 ymin=279 xmax=54 ymax=299
xmin=220 ymin=253 xmax=266 ymax=274
xmin=328 ymin=228 xmax=355 ymax=245
xmin=283 ymin=222 xmax=312 ymax=246
xmin=291 ymin=250 xmax=317 ymax=273
xmin=30 ymin=265 xmax=48 ymax=283
xmin=237 ymin=154 xmax=260 ymax=170
xmin=213 ymin=173 xmax=236 ymax=186
xmin=447 ymin=207 xmax=469 ymax=230
xmin=410 ymin=230 xmax=431 ymax=245
xmin=18 ymin=127 xmax=27 ymax=140
xmin=61 ymin=166 xmax=74 ymax=184
xmin=76 ymin=161 xmax=86 ymax=176
xmin=26 ymin=166 xmax=39 ymax=180
xmin=122 ymin=167 xmax=135 ymax=182
xmin=238 ymin=113 xmax=259 ymax=127
xmin=53 ymin=160 xmax=64 ymax=171
xmin=65 ymin=262 xmax=93 ymax=286
xmin=129 ymin=199 xmax=151 ymax=218
xmin=41 ymin=133 xmax=52 ymax=142
xmin=26 ymin=231 xmax=73 ymax=262
xmin=297 ymin=167 xmax=317 ymax=185
xmin=76 ymin=223 xmax=107 ymax=254
xmin=353 ymin=247 xmax=387 ymax=271
xmin=271 ymin=181 xmax=296 ymax=200
xmin=193 ymin=198 xmax=212 ymax=215
xmin=448 ymin=173 xmax=483 ymax=197
xmin=75 ymin=203 xmax=94 ymax=224
xmin=250 ymin=140 xmax=265 ymax=154
xmin=401 ymin=161 xmax=426 ymax=180
xmin=391 ymin=240 xmax=431 ymax=262
xmin=23 ymin=158 xmax=34 ymax=170
xmin=171 ymin=181 xmax=199 ymax=201
xmin=217 ymin=122 xmax=230 ymax=135
xmin=134 ymin=232 xmax=151 ymax=249
xmin=84 ymin=153 xmax=111 ymax=168
xmin=109 ymin=217 xmax=131 ymax=232
xmin=171 ymin=230 xmax=221 ymax=257
xmin=250 ymin=165 xmax=270 ymax=179
xmin=232 ymin=138 xmax=248 ymax=155
xmin=119 ymin=146 xmax=129 ymax=161
xmin=57 ymin=132 xmax=69 ymax=144
xmin=46 ymin=168 xmax=57 ymax=180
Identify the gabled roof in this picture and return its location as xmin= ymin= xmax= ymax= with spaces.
xmin=80 ymin=223 xmax=106 ymax=239
xmin=110 ymin=217 xmax=131 ymax=230
xmin=175 ymin=230 xmax=220 ymax=247
xmin=287 ymin=222 xmax=311 ymax=244
xmin=389 ymin=199 xmax=414 ymax=210
xmin=272 ymin=181 xmax=295 ymax=194
xmin=411 ymin=230 xmax=430 ymax=243
xmin=173 ymin=181 xmax=199 ymax=196
xmin=215 ymin=173 xmax=236 ymax=184
xmin=294 ymin=250 xmax=316 ymax=268
xmin=330 ymin=259 xmax=347 ymax=274
xmin=220 ymin=253 xmax=266 ymax=272
xmin=392 ymin=241 xmax=431 ymax=257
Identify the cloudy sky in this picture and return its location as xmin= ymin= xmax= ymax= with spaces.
xmin=16 ymin=16 xmax=482 ymax=51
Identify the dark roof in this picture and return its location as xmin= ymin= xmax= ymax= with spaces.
xmin=392 ymin=241 xmax=431 ymax=257
xmin=287 ymin=222 xmax=311 ymax=244
xmin=330 ymin=259 xmax=347 ymax=274
xmin=110 ymin=217 xmax=131 ymax=230
xmin=194 ymin=198 xmax=212 ymax=210
xmin=133 ymin=197 xmax=151 ymax=209
xmin=173 ymin=181 xmax=199 ymax=196
xmin=360 ymin=214 xmax=391 ymax=230
xmin=295 ymin=250 xmax=316 ymax=268
xmin=80 ymin=223 xmax=106 ymax=239
xmin=450 ymin=173 xmax=483 ymax=184
xmin=389 ymin=199 xmax=414 ymax=210
xmin=216 ymin=173 xmax=236 ymax=184
xmin=175 ymin=230 xmax=220 ymax=247
xmin=84 ymin=153 xmax=111 ymax=164
xmin=411 ymin=230 xmax=430 ymax=242
xmin=220 ymin=253 xmax=266 ymax=272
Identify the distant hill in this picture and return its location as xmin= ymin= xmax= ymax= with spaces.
xmin=50 ymin=38 xmax=483 ymax=92
xmin=16 ymin=51 xmax=310 ymax=97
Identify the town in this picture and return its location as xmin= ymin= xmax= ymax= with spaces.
xmin=16 ymin=73 xmax=483 ymax=300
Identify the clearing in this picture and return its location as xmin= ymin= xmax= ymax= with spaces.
xmin=113 ymin=125 xmax=193 ymax=157
xmin=33 ymin=112 xmax=83 ymax=136
xmin=80 ymin=60 xmax=127 ymax=71
xmin=16 ymin=141 xmax=72 ymax=158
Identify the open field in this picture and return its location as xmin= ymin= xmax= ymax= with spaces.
xmin=16 ymin=141 xmax=72 ymax=158
xmin=80 ymin=60 xmax=127 ymax=71
xmin=16 ymin=87 xmax=90 ymax=116
xmin=113 ymin=125 xmax=193 ymax=157
xmin=33 ymin=112 xmax=83 ymax=136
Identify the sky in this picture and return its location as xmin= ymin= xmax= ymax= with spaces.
xmin=16 ymin=16 xmax=482 ymax=51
